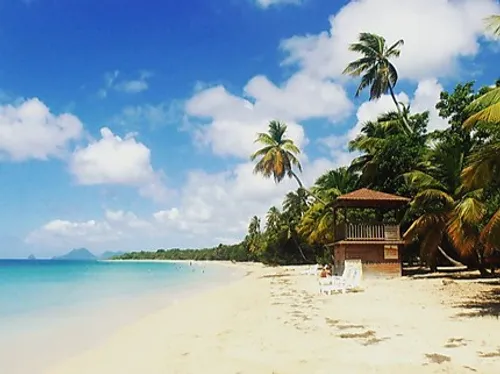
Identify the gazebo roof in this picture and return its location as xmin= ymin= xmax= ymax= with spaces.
xmin=332 ymin=188 xmax=411 ymax=209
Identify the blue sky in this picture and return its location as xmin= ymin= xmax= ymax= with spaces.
xmin=0 ymin=0 xmax=498 ymax=258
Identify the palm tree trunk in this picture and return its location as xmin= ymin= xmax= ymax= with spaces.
xmin=437 ymin=246 xmax=466 ymax=267
xmin=388 ymin=84 xmax=412 ymax=134
xmin=290 ymin=171 xmax=327 ymax=205
xmin=290 ymin=229 xmax=308 ymax=262
xmin=474 ymin=246 xmax=491 ymax=277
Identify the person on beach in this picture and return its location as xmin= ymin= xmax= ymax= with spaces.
xmin=319 ymin=265 xmax=332 ymax=278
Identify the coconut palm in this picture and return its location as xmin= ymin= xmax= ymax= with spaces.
xmin=343 ymin=32 xmax=410 ymax=132
xmin=299 ymin=168 xmax=359 ymax=246
xmin=348 ymin=107 xmax=416 ymax=184
xmin=403 ymin=137 xmax=498 ymax=273
xmin=251 ymin=120 xmax=325 ymax=204
xmin=245 ymin=216 xmax=262 ymax=254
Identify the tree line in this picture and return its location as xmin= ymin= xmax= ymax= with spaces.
xmin=115 ymin=16 xmax=500 ymax=274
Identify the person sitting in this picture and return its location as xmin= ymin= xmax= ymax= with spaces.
xmin=319 ymin=265 xmax=332 ymax=278
xmin=325 ymin=264 xmax=333 ymax=276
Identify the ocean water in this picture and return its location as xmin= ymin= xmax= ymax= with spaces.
xmin=0 ymin=260 xmax=242 ymax=374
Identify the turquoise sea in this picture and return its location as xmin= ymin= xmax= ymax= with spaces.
xmin=0 ymin=259 xmax=242 ymax=374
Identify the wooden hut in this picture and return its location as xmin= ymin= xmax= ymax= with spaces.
xmin=330 ymin=188 xmax=410 ymax=276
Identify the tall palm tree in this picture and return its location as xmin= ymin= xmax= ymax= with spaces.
xmin=460 ymin=81 xmax=500 ymax=263
xmin=403 ymin=139 xmax=467 ymax=270
xmin=343 ymin=32 xmax=410 ymax=132
xmin=282 ymin=189 xmax=309 ymax=261
xmin=251 ymin=120 xmax=325 ymax=204
xmin=485 ymin=14 xmax=500 ymax=36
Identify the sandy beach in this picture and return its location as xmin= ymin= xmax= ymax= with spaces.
xmin=46 ymin=263 xmax=500 ymax=374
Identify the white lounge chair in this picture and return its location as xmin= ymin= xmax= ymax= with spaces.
xmin=319 ymin=261 xmax=363 ymax=295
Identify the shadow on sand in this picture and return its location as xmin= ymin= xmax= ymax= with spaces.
xmin=454 ymin=283 xmax=500 ymax=318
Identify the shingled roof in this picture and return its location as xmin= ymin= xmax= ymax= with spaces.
xmin=332 ymin=188 xmax=410 ymax=209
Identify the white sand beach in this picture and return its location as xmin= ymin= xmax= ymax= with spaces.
xmin=46 ymin=263 xmax=500 ymax=374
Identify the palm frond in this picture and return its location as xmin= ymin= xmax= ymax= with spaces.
xmin=386 ymin=39 xmax=404 ymax=57
xmin=461 ymin=142 xmax=500 ymax=189
xmin=485 ymin=14 xmax=500 ymax=36
xmin=412 ymin=189 xmax=455 ymax=209
xmin=481 ymin=208 xmax=500 ymax=255
xmin=342 ymin=57 xmax=373 ymax=76
xmin=404 ymin=171 xmax=445 ymax=191
xmin=464 ymin=87 xmax=500 ymax=128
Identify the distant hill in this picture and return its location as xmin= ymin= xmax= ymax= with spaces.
xmin=27 ymin=254 xmax=36 ymax=260
xmin=99 ymin=251 xmax=125 ymax=260
xmin=53 ymin=248 xmax=97 ymax=261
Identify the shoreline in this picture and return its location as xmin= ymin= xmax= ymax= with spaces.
xmin=46 ymin=264 xmax=500 ymax=374
xmin=0 ymin=261 xmax=249 ymax=374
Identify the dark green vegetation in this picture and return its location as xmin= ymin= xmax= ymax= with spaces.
xmin=115 ymin=24 xmax=500 ymax=274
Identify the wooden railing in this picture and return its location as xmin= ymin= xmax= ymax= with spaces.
xmin=335 ymin=223 xmax=401 ymax=241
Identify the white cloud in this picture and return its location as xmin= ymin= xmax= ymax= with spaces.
xmin=281 ymin=0 xmax=499 ymax=81
xmin=98 ymin=70 xmax=152 ymax=98
xmin=412 ymin=79 xmax=448 ymax=132
xmin=27 ymin=158 xmax=335 ymax=251
xmin=256 ymin=0 xmax=302 ymax=8
xmin=186 ymin=73 xmax=352 ymax=158
xmin=69 ymin=127 xmax=170 ymax=202
xmin=26 ymin=219 xmax=118 ymax=248
xmin=0 ymin=98 xmax=83 ymax=161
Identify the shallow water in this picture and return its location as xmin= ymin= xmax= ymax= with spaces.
xmin=0 ymin=260 xmax=243 ymax=374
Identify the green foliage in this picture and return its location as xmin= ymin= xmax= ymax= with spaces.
xmin=114 ymin=243 xmax=257 ymax=262
xmin=115 ymin=34 xmax=500 ymax=273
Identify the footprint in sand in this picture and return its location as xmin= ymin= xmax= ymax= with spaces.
xmin=444 ymin=337 xmax=468 ymax=348
xmin=477 ymin=348 xmax=500 ymax=358
xmin=424 ymin=353 xmax=451 ymax=365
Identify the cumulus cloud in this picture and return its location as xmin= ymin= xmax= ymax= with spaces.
xmin=0 ymin=98 xmax=83 ymax=161
xmin=281 ymin=0 xmax=499 ymax=81
xmin=27 ymin=158 xmax=336 ymax=251
xmin=186 ymin=73 xmax=352 ymax=158
xmin=69 ymin=127 xmax=170 ymax=202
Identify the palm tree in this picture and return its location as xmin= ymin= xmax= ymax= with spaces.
xmin=460 ymin=81 xmax=500 ymax=265
xmin=342 ymin=32 xmax=410 ymax=132
xmin=282 ymin=189 xmax=309 ymax=261
xmin=485 ymin=14 xmax=500 ymax=36
xmin=251 ymin=120 xmax=325 ymax=204
xmin=299 ymin=168 xmax=359 ymax=246
xmin=348 ymin=107 xmax=417 ymax=185
xmin=403 ymin=137 xmax=500 ymax=274
xmin=245 ymin=216 xmax=262 ymax=254
xmin=403 ymin=139 xmax=467 ymax=270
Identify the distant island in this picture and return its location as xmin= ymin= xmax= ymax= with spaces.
xmin=53 ymin=248 xmax=97 ymax=261
xmin=52 ymin=248 xmax=127 ymax=261
xmin=27 ymin=254 xmax=36 ymax=260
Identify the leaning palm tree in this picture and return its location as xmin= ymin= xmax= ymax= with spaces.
xmin=251 ymin=120 xmax=325 ymax=204
xmin=403 ymin=140 xmax=468 ymax=270
xmin=485 ymin=14 xmax=500 ymax=36
xmin=342 ymin=32 xmax=410 ymax=132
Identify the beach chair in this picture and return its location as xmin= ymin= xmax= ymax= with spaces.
xmin=319 ymin=261 xmax=363 ymax=295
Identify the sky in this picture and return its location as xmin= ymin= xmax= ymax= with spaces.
xmin=0 ymin=0 xmax=498 ymax=258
